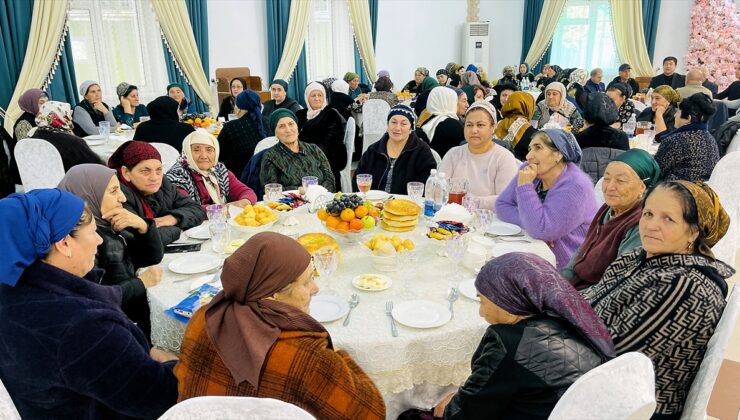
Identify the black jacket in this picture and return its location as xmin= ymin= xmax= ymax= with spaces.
xmin=608 ymin=76 xmax=640 ymax=97
xmin=444 ymin=316 xmax=603 ymax=420
xmin=354 ymin=131 xmax=437 ymax=195
xmin=262 ymin=98 xmax=302 ymax=136
xmin=134 ymin=96 xmax=195 ymax=153
xmin=121 ymin=178 xmax=205 ymax=246
xmin=703 ymin=80 xmax=719 ymax=96
xmin=217 ymin=115 xmax=266 ymax=176
xmin=717 ymin=80 xmax=740 ymax=100
xmin=296 ymin=107 xmax=347 ymax=188
xmin=649 ymin=73 xmax=686 ymax=89
xmin=416 ymin=117 xmax=465 ymax=159
xmin=575 ymin=125 xmax=630 ymax=151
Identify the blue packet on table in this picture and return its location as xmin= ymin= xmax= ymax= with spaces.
xmin=165 ymin=283 xmax=221 ymax=324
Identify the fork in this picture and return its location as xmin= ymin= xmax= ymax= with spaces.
xmin=385 ymin=301 xmax=399 ymax=337
xmin=343 ymin=294 xmax=360 ymax=326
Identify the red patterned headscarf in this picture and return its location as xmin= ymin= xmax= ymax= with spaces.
xmin=108 ymin=141 xmax=161 ymax=218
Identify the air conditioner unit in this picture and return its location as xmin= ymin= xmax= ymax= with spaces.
xmin=462 ymin=22 xmax=490 ymax=71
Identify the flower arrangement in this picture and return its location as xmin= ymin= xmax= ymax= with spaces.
xmin=685 ymin=0 xmax=740 ymax=90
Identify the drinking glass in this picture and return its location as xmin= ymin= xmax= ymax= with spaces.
xmin=209 ymin=221 xmax=230 ymax=253
xmin=461 ymin=195 xmax=481 ymax=214
xmin=227 ymin=113 xmax=237 ymax=121
xmin=406 ymin=181 xmax=424 ymax=206
xmin=206 ymin=203 xmax=227 ymax=222
xmin=636 ymin=121 xmax=650 ymax=136
xmin=98 ymin=121 xmax=111 ymax=142
xmin=446 ymin=234 xmax=469 ymax=284
xmin=448 ymin=179 xmax=469 ymax=205
xmin=302 ymin=176 xmax=319 ymax=192
xmin=313 ymin=247 xmax=339 ymax=294
xmin=397 ymin=249 xmax=418 ymax=298
xmin=356 ymin=174 xmax=372 ymax=197
xmin=264 ymin=183 xmax=283 ymax=203
xmin=474 ymin=209 xmax=494 ymax=235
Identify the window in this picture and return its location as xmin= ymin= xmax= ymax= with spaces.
xmin=68 ymin=0 xmax=169 ymax=105
xmin=549 ymin=0 xmax=620 ymax=80
xmin=305 ymin=0 xmax=356 ymax=82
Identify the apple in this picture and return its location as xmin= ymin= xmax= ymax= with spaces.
xmin=361 ymin=215 xmax=376 ymax=230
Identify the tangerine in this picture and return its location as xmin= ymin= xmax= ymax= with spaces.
xmin=326 ymin=215 xmax=341 ymax=229
xmin=354 ymin=206 xmax=368 ymax=218
xmin=337 ymin=221 xmax=350 ymax=231
xmin=349 ymin=218 xmax=363 ymax=231
xmin=317 ymin=209 xmax=329 ymax=221
xmin=369 ymin=208 xmax=379 ymax=218
xmin=340 ymin=208 xmax=355 ymax=222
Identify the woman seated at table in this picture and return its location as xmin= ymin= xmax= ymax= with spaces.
xmin=112 ymin=82 xmax=149 ymax=127
xmin=575 ymin=92 xmax=629 ymax=151
xmin=262 ymin=79 xmax=302 ymax=136
xmin=59 ymin=164 xmax=164 ymax=341
xmin=412 ymin=76 xmax=441 ymax=117
xmin=417 ymin=87 xmax=465 ymax=158
xmin=567 ymin=68 xmax=589 ymax=111
xmin=496 ymin=129 xmax=597 ymax=269
xmin=28 ymin=101 xmax=105 ymax=170
xmin=296 ymin=82 xmax=346 ymax=188
xmin=0 ymin=189 xmax=178 ymax=419
xmin=329 ymin=79 xmax=354 ymax=121
xmin=108 ymin=141 xmax=204 ymax=246
xmin=344 ymin=71 xmax=363 ymax=100
xmin=582 ymin=181 xmax=734 ymax=419
xmin=133 ymin=96 xmax=195 ymax=153
xmin=368 ymin=76 xmax=399 ymax=108
xmin=439 ymin=101 xmax=519 ymax=210
xmin=355 ymin=105 xmax=437 ymax=195
xmin=429 ymin=253 xmax=612 ymax=419
xmin=497 ymin=66 xmax=516 ymax=86
xmin=217 ymin=89 xmax=267 ymax=176
xmin=605 ymin=83 xmax=636 ymax=128
xmin=561 ymin=149 xmax=660 ymax=289
xmin=636 ymin=85 xmax=679 ymax=142
xmin=516 ymin=63 xmax=535 ymax=86
xmin=13 ymin=88 xmax=48 ymax=141
xmin=532 ymin=82 xmax=585 ymax=131
xmin=72 ymin=79 xmax=117 ymax=137
xmin=175 ymin=232 xmax=385 ymax=419
xmin=260 ymin=109 xmax=336 ymax=191
xmin=217 ymin=77 xmax=246 ymax=120
xmin=493 ymin=91 xmax=538 ymax=161
xmin=167 ymin=83 xmax=194 ymax=116
xmin=449 ymin=86 xmax=469 ymax=123
xmin=167 ymin=131 xmax=257 ymax=211
xmin=402 ymin=67 xmax=429 ymax=94
xmin=490 ymin=83 xmax=518 ymax=121
xmin=655 ymin=93 xmax=719 ymax=182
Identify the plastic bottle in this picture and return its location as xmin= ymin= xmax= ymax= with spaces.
xmin=423 ymin=169 xmax=438 ymax=219
xmin=623 ymin=114 xmax=637 ymax=138
xmin=435 ymin=172 xmax=449 ymax=212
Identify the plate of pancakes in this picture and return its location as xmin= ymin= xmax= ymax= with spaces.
xmin=380 ymin=199 xmax=420 ymax=232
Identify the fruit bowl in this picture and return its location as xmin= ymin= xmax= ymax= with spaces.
xmin=317 ymin=193 xmax=380 ymax=243
xmin=322 ymin=220 xmax=377 ymax=244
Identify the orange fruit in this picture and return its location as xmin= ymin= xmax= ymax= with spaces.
xmin=337 ymin=221 xmax=350 ymax=231
xmin=195 ymin=117 xmax=202 ymax=124
xmin=317 ymin=209 xmax=329 ymax=221
xmin=349 ymin=218 xmax=363 ymax=231
xmin=369 ymin=208 xmax=379 ymax=218
xmin=354 ymin=206 xmax=368 ymax=218
xmin=340 ymin=208 xmax=355 ymax=222
xmin=326 ymin=215 xmax=341 ymax=229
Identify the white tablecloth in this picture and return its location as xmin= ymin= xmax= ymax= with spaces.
xmin=87 ymin=132 xmax=134 ymax=161
xmin=148 ymin=211 xmax=555 ymax=418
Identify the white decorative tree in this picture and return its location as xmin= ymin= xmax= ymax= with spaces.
xmin=685 ymin=0 xmax=740 ymax=90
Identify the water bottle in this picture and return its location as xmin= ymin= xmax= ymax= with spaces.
xmin=623 ymin=114 xmax=637 ymax=138
xmin=435 ymin=172 xmax=449 ymax=212
xmin=423 ymin=169 xmax=438 ymax=219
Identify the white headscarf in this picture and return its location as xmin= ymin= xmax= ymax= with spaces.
xmin=422 ymin=87 xmax=459 ymax=141
xmin=331 ymin=79 xmax=350 ymax=95
xmin=304 ymin=82 xmax=328 ymax=120
xmin=544 ymin=81 xmax=576 ymax=117
xmin=182 ymin=131 xmax=223 ymax=204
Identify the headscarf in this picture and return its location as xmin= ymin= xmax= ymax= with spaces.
xmin=449 ymin=64 xmax=463 ymax=74
xmin=475 ymin=253 xmax=616 ymax=361
xmin=270 ymin=79 xmax=289 ymax=93
xmin=466 ymin=64 xmax=478 ymax=73
xmin=374 ymin=76 xmax=393 ymax=92
xmin=415 ymin=67 xmax=429 ymax=77
xmin=436 ymin=69 xmax=448 ymax=77
xmin=331 ymin=79 xmax=350 ymax=95
xmin=461 ymin=71 xmax=479 ymax=87
xmin=304 ymin=82 xmax=329 ymax=120
xmin=166 ymin=83 xmax=190 ymax=113
xmin=18 ymin=89 xmax=48 ymax=116
xmin=58 ymin=164 xmax=117 ymax=228
xmin=387 ymin=104 xmax=417 ymax=130
xmin=419 ymin=76 xmax=439 ymax=92
xmin=108 ymin=141 xmax=162 ymax=219
xmin=181 ymin=131 xmax=223 ymax=204
xmin=494 ymin=91 xmax=535 ymax=146
xmin=79 ymin=80 xmax=99 ymax=97
xmin=204 ymin=232 xmax=325 ymax=387
xmin=0 ymin=189 xmax=84 ymax=286
xmin=377 ymin=70 xmax=390 ymax=79
xmin=116 ymin=82 xmax=136 ymax=98
xmin=34 ymin=101 xmax=74 ymax=134
xmin=583 ymin=92 xmax=618 ymax=126
xmin=541 ymin=128 xmax=582 ymax=164
xmin=422 ymin=87 xmax=459 ymax=140
xmin=502 ymin=66 xmax=516 ymax=78
xmin=229 ymin=77 xmax=248 ymax=98
xmin=608 ymin=82 xmax=631 ymax=99
xmin=146 ymin=96 xmax=180 ymax=121
xmin=544 ymin=81 xmax=577 ymax=116
xmin=234 ymin=89 xmax=267 ymax=138
xmin=465 ymin=100 xmax=498 ymax=126
xmin=269 ymin=108 xmax=298 ymax=134
xmin=166 ymin=83 xmax=185 ymax=94
xmin=613 ymin=149 xmax=661 ymax=189
xmin=568 ymin=68 xmax=588 ymax=88
xmin=343 ymin=72 xmax=359 ymax=83
xmin=519 ymin=63 xmax=530 ymax=74
xmin=674 ymin=181 xmax=730 ymax=259
xmin=653 ymin=85 xmax=680 ymax=106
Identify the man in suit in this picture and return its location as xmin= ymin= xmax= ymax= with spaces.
xmin=649 ymin=56 xmax=686 ymax=89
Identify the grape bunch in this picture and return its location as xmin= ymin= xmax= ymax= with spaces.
xmin=325 ymin=194 xmax=365 ymax=216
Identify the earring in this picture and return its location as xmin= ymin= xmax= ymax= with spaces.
xmin=686 ymin=242 xmax=694 ymax=253
xmin=66 ymin=250 xmax=72 ymax=258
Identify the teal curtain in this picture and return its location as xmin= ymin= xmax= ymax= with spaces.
xmin=0 ymin=0 xmax=34 ymax=111
xmin=162 ymin=0 xmax=209 ymax=113
xmin=353 ymin=0 xmax=378 ymax=86
xmin=48 ymin=36 xmax=79 ymax=106
xmin=266 ymin=0 xmax=308 ymax=107
xmin=642 ymin=0 xmax=661 ymax=62
xmin=520 ymin=0 xmax=551 ymax=75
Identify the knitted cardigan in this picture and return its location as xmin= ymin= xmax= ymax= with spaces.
xmin=495 ymin=162 xmax=597 ymax=269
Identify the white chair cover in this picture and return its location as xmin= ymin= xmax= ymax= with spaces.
xmin=362 ymin=99 xmax=391 ymax=155
xmin=340 ymin=117 xmax=356 ymax=193
xmin=708 ymin=151 xmax=740 ymax=267
xmin=430 ymin=148 xmax=442 ymax=167
xmin=158 ymin=396 xmax=315 ymax=420
xmin=594 ymin=177 xmax=605 ymax=208
xmin=681 ymin=284 xmax=740 ymax=420
xmin=727 ymin=131 xmax=740 ymax=155
xmin=630 ymin=99 xmax=647 ymax=113
xmin=150 ymin=142 xmax=180 ymax=173
xmin=14 ymin=138 xmax=65 ymax=191
xmin=548 ymin=352 xmax=656 ymax=420
xmin=0 ymin=376 xmax=21 ymax=420
xmin=254 ymin=136 xmax=279 ymax=155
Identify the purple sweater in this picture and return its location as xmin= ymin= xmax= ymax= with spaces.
xmin=495 ymin=162 xmax=597 ymax=269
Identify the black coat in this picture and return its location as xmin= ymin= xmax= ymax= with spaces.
xmin=416 ymin=117 xmax=465 ymax=159
xmin=649 ymin=73 xmax=686 ymax=89
xmin=121 ymin=178 xmax=204 ymax=246
xmin=444 ymin=316 xmax=603 ymax=420
xmin=575 ymin=125 xmax=630 ymax=151
xmin=217 ymin=115 xmax=266 ymax=176
xmin=134 ymin=96 xmax=195 ymax=153
xmin=296 ymin=107 xmax=347 ymax=188
xmin=354 ymin=132 xmax=437 ymax=195
xmin=608 ymin=77 xmax=640 ymax=97
xmin=262 ymin=98 xmax=302 ymax=136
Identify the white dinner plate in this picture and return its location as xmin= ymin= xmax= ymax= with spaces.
xmin=459 ymin=278 xmax=479 ymax=301
xmin=392 ymin=300 xmax=452 ymax=329
xmin=352 ymin=274 xmax=392 ymax=291
xmin=365 ymin=190 xmax=390 ymax=201
xmin=83 ymin=135 xmax=106 ymax=146
xmin=184 ymin=223 xmax=210 ymax=240
xmin=310 ymin=295 xmax=350 ymax=323
xmin=283 ymin=189 xmax=301 ymax=196
xmin=168 ymin=254 xmax=222 ymax=275
xmin=487 ymin=221 xmax=522 ymax=236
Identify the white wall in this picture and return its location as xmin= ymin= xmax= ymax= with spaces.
xmin=652 ymin=0 xmax=694 ymax=74
xmin=480 ymin=0 xmax=524 ymax=78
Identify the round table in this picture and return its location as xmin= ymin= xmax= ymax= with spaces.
xmin=148 ymin=209 xmax=555 ymax=419
xmin=87 ymin=131 xmax=134 ymax=161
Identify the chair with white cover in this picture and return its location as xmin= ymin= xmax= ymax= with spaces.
xmin=339 ymin=117 xmax=356 ymax=193
xmin=430 ymin=148 xmax=442 ymax=167
xmin=708 ymin=151 xmax=740 ymax=267
xmin=158 ymin=396 xmax=315 ymax=420
xmin=361 ymin=99 xmax=391 ymax=155
xmin=14 ymin=138 xmax=65 ymax=191
xmin=0 ymin=376 xmax=21 ymax=420
xmin=254 ymin=136 xmax=279 ymax=155
xmin=548 ymin=352 xmax=656 ymax=420
xmin=680 ymin=284 xmax=740 ymax=420
xmin=594 ymin=177 xmax=605 ymax=208
xmin=150 ymin=142 xmax=180 ymax=173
